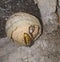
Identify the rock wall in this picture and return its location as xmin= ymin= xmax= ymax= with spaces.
xmin=34 ymin=0 xmax=60 ymax=33
xmin=0 ymin=0 xmax=60 ymax=62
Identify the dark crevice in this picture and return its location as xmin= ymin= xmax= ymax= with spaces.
xmin=55 ymin=0 xmax=60 ymax=26
xmin=55 ymin=0 xmax=59 ymax=13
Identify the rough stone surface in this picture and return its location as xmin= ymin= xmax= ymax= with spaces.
xmin=0 ymin=28 xmax=60 ymax=62
xmin=34 ymin=0 xmax=57 ymax=23
xmin=34 ymin=0 xmax=59 ymax=33
xmin=57 ymin=7 xmax=60 ymax=25
xmin=58 ymin=0 xmax=60 ymax=6
xmin=57 ymin=0 xmax=60 ymax=26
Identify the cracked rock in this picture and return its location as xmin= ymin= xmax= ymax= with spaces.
xmin=34 ymin=0 xmax=59 ymax=33
xmin=58 ymin=0 xmax=60 ymax=6
xmin=34 ymin=0 xmax=57 ymax=24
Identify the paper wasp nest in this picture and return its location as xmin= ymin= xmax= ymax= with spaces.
xmin=6 ymin=12 xmax=41 ymax=46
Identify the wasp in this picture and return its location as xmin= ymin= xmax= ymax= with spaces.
xmin=24 ymin=25 xmax=39 ymax=47
xmin=24 ymin=33 xmax=33 ymax=47
xmin=29 ymin=25 xmax=40 ymax=40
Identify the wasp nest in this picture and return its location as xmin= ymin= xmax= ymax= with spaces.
xmin=6 ymin=12 xmax=41 ymax=46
